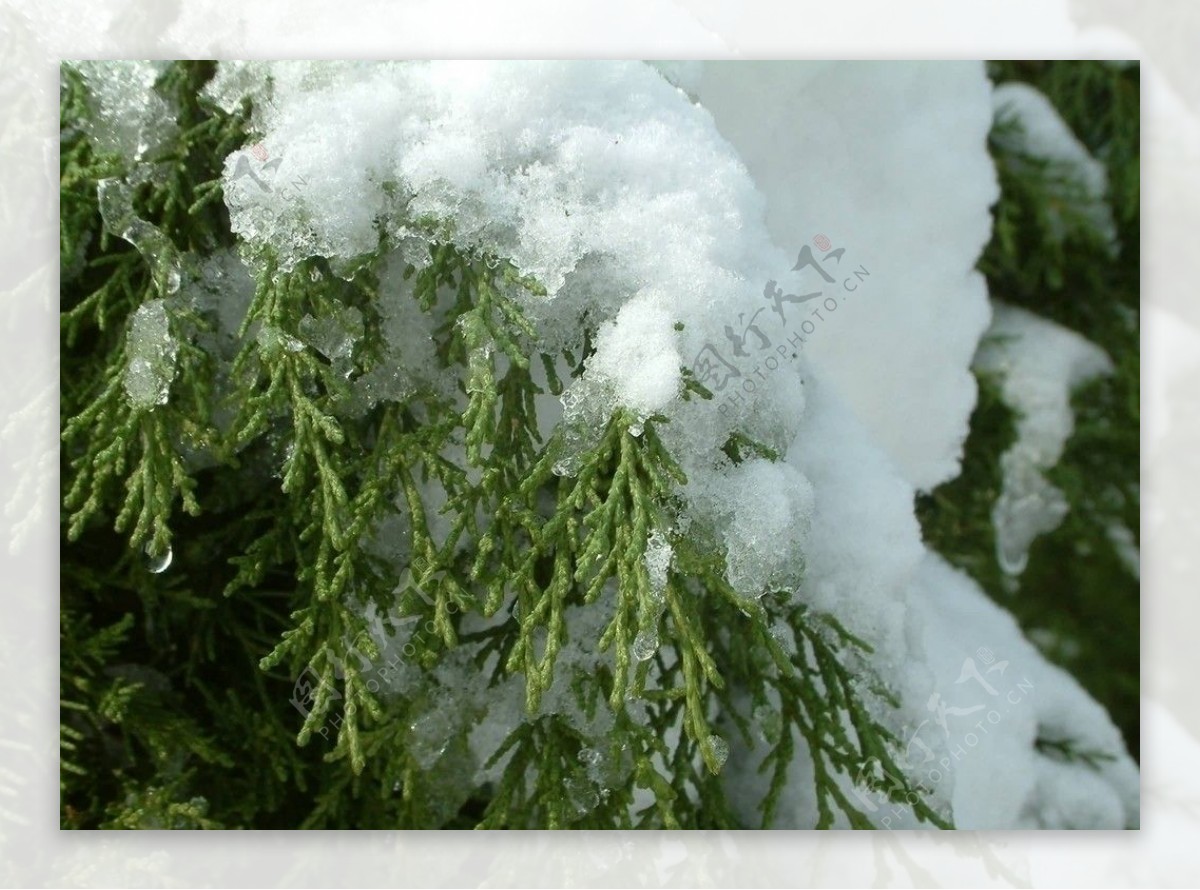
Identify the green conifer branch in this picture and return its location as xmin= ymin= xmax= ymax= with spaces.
xmin=61 ymin=61 xmax=249 ymax=558
xmin=62 ymin=320 xmax=205 ymax=557
xmin=58 ymin=61 xmax=1003 ymax=828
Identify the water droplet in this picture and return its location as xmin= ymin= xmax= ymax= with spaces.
xmin=706 ymin=734 xmax=729 ymax=769
xmin=144 ymin=544 xmax=173 ymax=574
xmin=392 ymin=781 xmax=401 ymax=793
xmin=164 ymin=267 xmax=181 ymax=295
xmin=578 ymin=747 xmax=602 ymax=767
xmin=309 ymin=267 xmax=323 ymax=282
xmin=631 ymin=629 xmax=659 ymax=662
xmin=996 ymin=540 xmax=1029 ymax=576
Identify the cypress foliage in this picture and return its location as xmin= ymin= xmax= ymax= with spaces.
xmin=60 ymin=60 xmax=1136 ymax=829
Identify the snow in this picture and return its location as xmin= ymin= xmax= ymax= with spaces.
xmin=692 ymin=61 xmax=1000 ymax=494
xmin=220 ymin=60 xmax=790 ymax=437
xmin=993 ymin=81 xmax=1118 ymax=249
xmin=974 ymin=302 xmax=1113 ymax=577
xmin=200 ymin=60 xmax=271 ymax=116
xmin=913 ymin=552 xmax=1138 ymax=829
xmin=786 ymin=374 xmax=926 ymax=655
xmin=706 ymin=457 xmax=815 ymax=600
xmin=585 ymin=291 xmax=683 ymax=416
xmin=204 ymin=60 xmax=1138 ymax=829
xmin=67 ymin=61 xmax=176 ymax=165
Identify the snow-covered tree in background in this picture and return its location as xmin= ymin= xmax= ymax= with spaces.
xmin=60 ymin=60 xmax=1139 ymax=829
